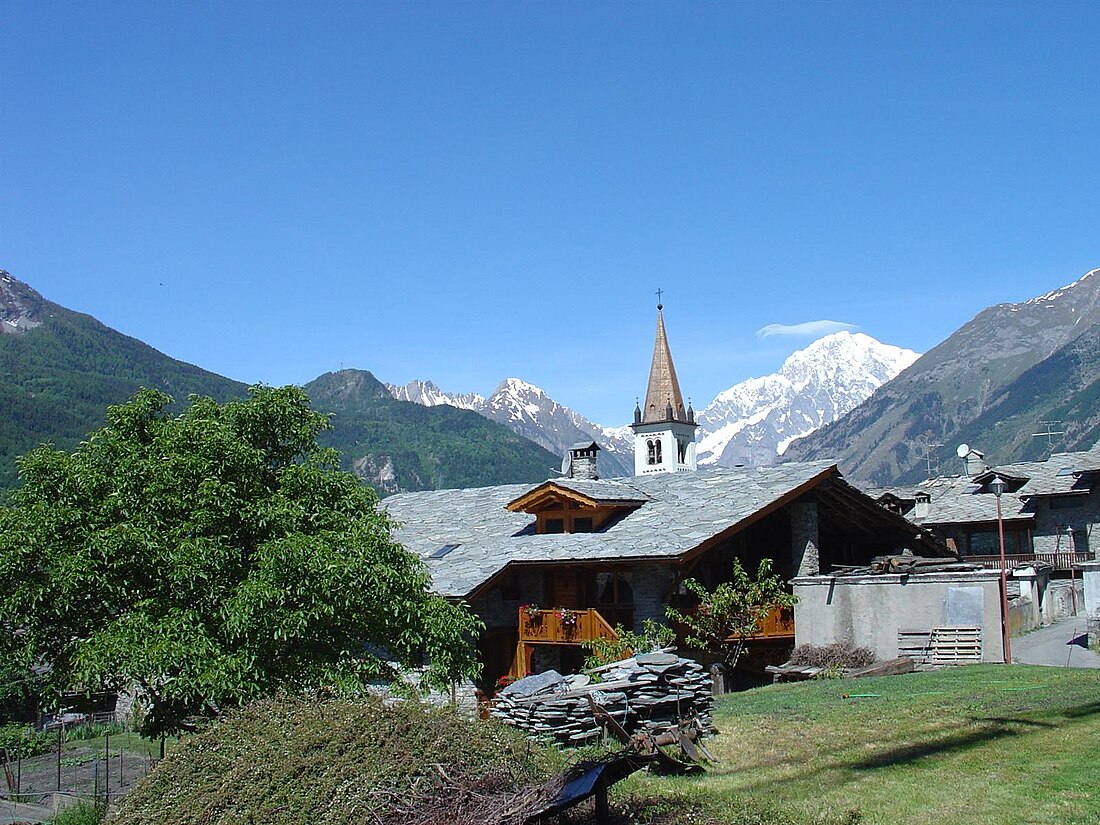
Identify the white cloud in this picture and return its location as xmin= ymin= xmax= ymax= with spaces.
xmin=755 ymin=320 xmax=858 ymax=339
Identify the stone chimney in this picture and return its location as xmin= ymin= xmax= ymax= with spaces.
xmin=964 ymin=448 xmax=987 ymax=478
xmin=568 ymin=441 xmax=601 ymax=480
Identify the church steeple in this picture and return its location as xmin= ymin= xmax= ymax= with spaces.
xmin=641 ymin=304 xmax=690 ymax=425
xmin=631 ymin=296 xmax=698 ymax=475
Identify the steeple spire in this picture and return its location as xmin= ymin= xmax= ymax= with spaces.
xmin=641 ymin=304 xmax=688 ymax=424
xmin=631 ymin=297 xmax=697 ymax=476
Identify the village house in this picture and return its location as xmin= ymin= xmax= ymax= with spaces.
xmin=864 ymin=445 xmax=1099 ymax=631
xmin=383 ymin=304 xmax=955 ymax=687
xmin=870 ymin=445 xmax=1099 ymax=570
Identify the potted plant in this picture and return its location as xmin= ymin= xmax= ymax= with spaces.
xmin=558 ymin=607 xmax=578 ymax=634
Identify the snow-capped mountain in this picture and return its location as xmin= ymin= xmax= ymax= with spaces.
xmin=386 ymin=378 xmax=635 ymax=477
xmin=386 ymin=379 xmax=485 ymax=411
xmin=387 ymin=332 xmax=917 ymax=478
xmin=696 ymin=332 xmax=920 ymax=468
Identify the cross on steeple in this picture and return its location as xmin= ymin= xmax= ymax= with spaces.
xmin=656 ymin=288 xmax=663 ymax=309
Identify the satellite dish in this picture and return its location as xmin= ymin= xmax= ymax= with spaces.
xmin=956 ymin=443 xmax=970 ymax=458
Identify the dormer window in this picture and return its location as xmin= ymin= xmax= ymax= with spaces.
xmin=506 ymin=481 xmax=648 ymax=535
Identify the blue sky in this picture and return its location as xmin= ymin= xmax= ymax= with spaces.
xmin=3 ymin=1 xmax=1098 ymax=425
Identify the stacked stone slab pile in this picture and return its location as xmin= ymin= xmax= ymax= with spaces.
xmin=490 ymin=652 xmax=714 ymax=747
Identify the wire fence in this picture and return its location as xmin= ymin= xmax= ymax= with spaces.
xmin=2 ymin=722 xmax=163 ymax=824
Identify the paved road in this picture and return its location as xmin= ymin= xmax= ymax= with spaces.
xmin=1012 ymin=615 xmax=1100 ymax=668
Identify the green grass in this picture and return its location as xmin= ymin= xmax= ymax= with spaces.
xmin=620 ymin=665 xmax=1100 ymax=825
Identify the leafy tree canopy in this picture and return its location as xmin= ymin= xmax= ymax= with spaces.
xmin=665 ymin=558 xmax=796 ymax=674
xmin=0 ymin=387 xmax=483 ymax=736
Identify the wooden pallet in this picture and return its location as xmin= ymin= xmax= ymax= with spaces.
xmin=931 ymin=627 xmax=982 ymax=663
xmin=898 ymin=627 xmax=982 ymax=667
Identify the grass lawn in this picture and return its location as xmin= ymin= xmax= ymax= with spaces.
xmin=621 ymin=664 xmax=1100 ymax=825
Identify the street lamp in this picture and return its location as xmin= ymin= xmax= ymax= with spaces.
xmin=990 ymin=475 xmax=1012 ymax=664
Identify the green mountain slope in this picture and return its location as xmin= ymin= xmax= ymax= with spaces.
xmin=0 ymin=272 xmax=248 ymax=491
xmin=305 ymin=370 xmax=557 ymax=493
xmin=783 ymin=268 xmax=1100 ymax=484
xmin=1 ymin=271 xmax=557 ymax=496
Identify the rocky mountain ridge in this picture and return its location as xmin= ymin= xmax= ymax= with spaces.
xmin=387 ymin=332 xmax=916 ymax=477
xmin=387 ymin=377 xmax=635 ymax=477
xmin=783 ymin=267 xmax=1100 ymax=483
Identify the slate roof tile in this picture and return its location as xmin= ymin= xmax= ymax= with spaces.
xmin=383 ymin=461 xmax=837 ymax=597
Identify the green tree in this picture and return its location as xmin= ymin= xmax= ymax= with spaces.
xmin=0 ymin=387 xmax=482 ymax=736
xmin=665 ymin=558 xmax=796 ymax=678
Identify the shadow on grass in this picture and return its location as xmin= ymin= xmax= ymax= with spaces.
xmin=1058 ymin=701 xmax=1100 ymax=719
xmin=969 ymin=716 xmax=1057 ymax=728
xmin=697 ymin=716 xmax=1042 ymax=797
xmin=850 ymin=723 xmax=1020 ymax=769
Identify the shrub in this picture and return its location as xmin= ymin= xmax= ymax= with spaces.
xmin=0 ymin=722 xmax=53 ymax=759
xmin=789 ymin=642 xmax=875 ymax=670
xmin=584 ymin=619 xmax=676 ymax=670
xmin=48 ymin=800 xmax=104 ymax=825
xmin=63 ymin=720 xmax=127 ymax=742
xmin=112 ymin=695 xmax=564 ymax=825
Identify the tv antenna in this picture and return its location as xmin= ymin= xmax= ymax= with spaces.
xmin=1031 ymin=420 xmax=1065 ymax=451
xmin=914 ymin=436 xmax=943 ymax=479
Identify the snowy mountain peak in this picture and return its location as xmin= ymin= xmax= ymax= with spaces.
xmin=389 ymin=375 xmax=635 ymax=477
xmin=697 ymin=333 xmax=919 ymax=467
xmin=385 ymin=379 xmax=485 ymax=411
xmin=492 ymin=377 xmax=547 ymax=400
xmin=388 ymin=332 xmax=919 ymax=479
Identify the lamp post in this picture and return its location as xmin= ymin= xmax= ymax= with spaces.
xmin=990 ymin=475 xmax=1012 ymax=664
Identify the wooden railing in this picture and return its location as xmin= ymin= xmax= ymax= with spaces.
xmin=509 ymin=608 xmax=620 ymax=680
xmin=518 ymin=608 xmax=619 ymax=646
xmin=748 ymin=606 xmax=795 ymax=640
xmin=965 ymin=551 xmax=1094 ymax=572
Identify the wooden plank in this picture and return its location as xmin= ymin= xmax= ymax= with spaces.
xmin=844 ymin=657 xmax=915 ymax=678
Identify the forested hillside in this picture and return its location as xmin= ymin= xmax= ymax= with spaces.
xmin=2 ymin=272 xmax=558 ymax=496
xmin=0 ymin=273 xmax=247 ymax=492
xmin=307 ymin=370 xmax=557 ymax=493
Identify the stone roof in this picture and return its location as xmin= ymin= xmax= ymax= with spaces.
xmin=864 ymin=446 xmax=1100 ymax=527
xmin=383 ymin=461 xmax=838 ymax=597
xmin=514 ymin=477 xmax=650 ymax=506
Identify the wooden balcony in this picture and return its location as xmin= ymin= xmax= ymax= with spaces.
xmin=510 ymin=608 xmax=619 ymax=680
xmin=518 ymin=608 xmax=619 ymax=645
xmin=747 ymin=605 xmax=795 ymax=640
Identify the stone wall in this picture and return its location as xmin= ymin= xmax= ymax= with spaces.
xmin=474 ymin=568 xmax=545 ymax=628
xmin=1079 ymin=561 xmax=1100 ymax=647
xmin=792 ymin=570 xmax=1005 ymax=663
xmin=631 ymin=563 xmax=676 ymax=631
xmin=1030 ymin=490 xmax=1099 ymax=557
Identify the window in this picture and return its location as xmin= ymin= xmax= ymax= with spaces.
xmin=647 ymin=440 xmax=657 ymax=465
xmin=573 ymin=517 xmax=594 ymax=533
xmin=544 ymin=518 xmax=565 ymax=534
xmin=654 ymin=440 xmax=662 ymax=464
xmin=597 ymin=574 xmax=634 ymax=605
xmin=428 ymin=543 xmax=460 ymax=559
xmin=677 ymin=438 xmax=687 ymax=463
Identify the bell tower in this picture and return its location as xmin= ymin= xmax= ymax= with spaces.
xmin=631 ymin=296 xmax=697 ymax=475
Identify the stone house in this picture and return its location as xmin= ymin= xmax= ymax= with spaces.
xmin=382 ymin=302 xmax=951 ymax=686
xmin=869 ymin=445 xmax=1099 ymax=571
